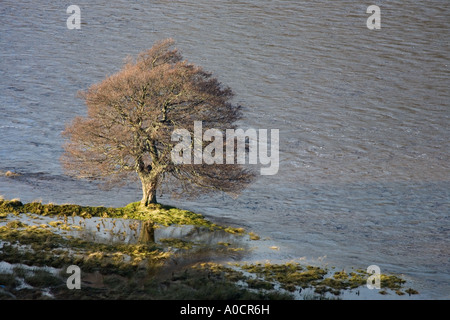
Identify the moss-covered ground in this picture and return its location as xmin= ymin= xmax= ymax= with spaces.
xmin=0 ymin=198 xmax=243 ymax=231
xmin=0 ymin=198 xmax=418 ymax=300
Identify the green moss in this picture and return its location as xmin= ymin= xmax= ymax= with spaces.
xmin=348 ymin=272 xmax=366 ymax=288
xmin=333 ymin=270 xmax=348 ymax=280
xmin=240 ymin=262 xmax=327 ymax=290
xmin=0 ymin=199 xmax=23 ymax=211
xmin=320 ymin=278 xmax=346 ymax=289
xmin=6 ymin=220 xmax=28 ymax=229
xmin=48 ymin=220 xmax=63 ymax=227
xmin=380 ymin=274 xmax=405 ymax=290
xmin=136 ymin=205 xmax=213 ymax=228
xmin=246 ymin=278 xmax=274 ymax=290
xmin=237 ymin=263 xmax=418 ymax=298
xmin=159 ymin=238 xmax=194 ymax=250
xmin=314 ymin=285 xmax=341 ymax=296
xmin=405 ymin=288 xmax=419 ymax=295
xmin=241 ymin=262 xmax=303 ymax=277
xmin=223 ymin=227 xmax=246 ymax=234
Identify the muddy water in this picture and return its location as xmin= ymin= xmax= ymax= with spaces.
xmin=0 ymin=1 xmax=449 ymax=298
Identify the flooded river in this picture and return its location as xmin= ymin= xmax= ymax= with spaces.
xmin=0 ymin=0 xmax=449 ymax=298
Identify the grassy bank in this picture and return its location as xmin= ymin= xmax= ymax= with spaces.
xmin=0 ymin=198 xmax=244 ymax=231
xmin=0 ymin=197 xmax=418 ymax=300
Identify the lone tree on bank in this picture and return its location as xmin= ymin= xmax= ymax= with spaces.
xmin=61 ymin=39 xmax=254 ymax=207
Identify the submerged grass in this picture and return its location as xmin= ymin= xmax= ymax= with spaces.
xmin=0 ymin=224 xmax=168 ymax=276
xmin=0 ymin=197 xmax=418 ymax=300
xmin=237 ymin=262 xmax=417 ymax=297
xmin=0 ymin=222 xmax=289 ymax=300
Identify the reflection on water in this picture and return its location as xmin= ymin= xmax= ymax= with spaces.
xmin=0 ymin=213 xmax=255 ymax=264
xmin=0 ymin=0 xmax=449 ymax=298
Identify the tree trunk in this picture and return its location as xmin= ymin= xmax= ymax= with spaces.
xmin=140 ymin=174 xmax=158 ymax=207
xmin=138 ymin=220 xmax=155 ymax=243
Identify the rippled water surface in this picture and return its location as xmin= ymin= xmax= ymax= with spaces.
xmin=0 ymin=0 xmax=449 ymax=298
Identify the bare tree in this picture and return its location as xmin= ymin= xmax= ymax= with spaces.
xmin=61 ymin=39 xmax=254 ymax=207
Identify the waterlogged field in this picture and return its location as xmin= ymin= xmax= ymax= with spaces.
xmin=0 ymin=0 xmax=448 ymax=299
xmin=0 ymin=198 xmax=418 ymax=299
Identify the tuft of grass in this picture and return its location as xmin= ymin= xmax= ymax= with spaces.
xmin=159 ymin=238 xmax=194 ymax=250
xmin=405 ymin=288 xmax=419 ymax=295
xmin=24 ymin=270 xmax=63 ymax=288
xmin=0 ymin=170 xmax=21 ymax=177
xmin=333 ymin=270 xmax=348 ymax=280
xmin=380 ymin=274 xmax=405 ymax=290
xmin=248 ymin=232 xmax=260 ymax=240
xmin=6 ymin=220 xmax=28 ymax=229
xmin=246 ymin=278 xmax=274 ymax=290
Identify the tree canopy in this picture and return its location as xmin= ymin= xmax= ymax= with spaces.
xmin=61 ymin=39 xmax=254 ymax=207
